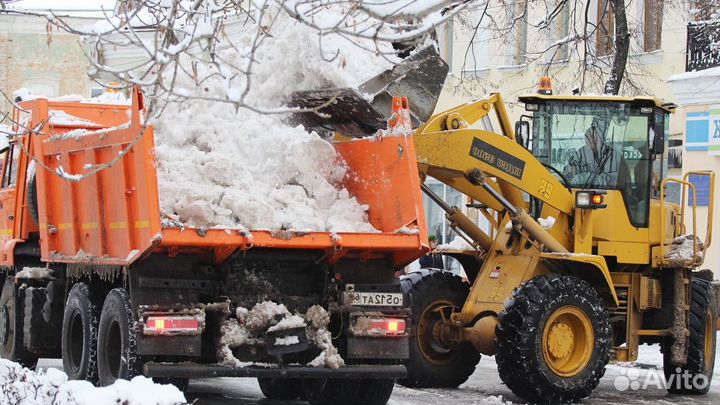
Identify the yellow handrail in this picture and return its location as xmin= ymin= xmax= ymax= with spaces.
xmin=659 ymin=171 xmax=715 ymax=267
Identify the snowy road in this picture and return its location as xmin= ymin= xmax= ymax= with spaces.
xmin=36 ymin=334 xmax=720 ymax=404
xmin=185 ymin=334 xmax=720 ymax=405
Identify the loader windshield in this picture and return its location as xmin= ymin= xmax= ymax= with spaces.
xmin=531 ymin=101 xmax=654 ymax=227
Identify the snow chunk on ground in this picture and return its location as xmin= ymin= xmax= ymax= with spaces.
xmin=0 ymin=359 xmax=186 ymax=405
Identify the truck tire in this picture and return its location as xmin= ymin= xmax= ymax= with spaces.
xmin=399 ymin=271 xmax=480 ymax=388
xmin=62 ymin=283 xmax=100 ymax=383
xmin=496 ymin=274 xmax=610 ymax=404
xmin=662 ymin=277 xmax=717 ymax=394
xmin=0 ymin=278 xmax=38 ymax=368
xmin=302 ymin=378 xmax=360 ymax=405
xmin=97 ymin=288 xmax=139 ymax=386
xmin=257 ymin=378 xmax=303 ymax=400
xmin=352 ymin=379 xmax=395 ymax=405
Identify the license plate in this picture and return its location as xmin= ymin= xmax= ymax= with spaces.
xmin=346 ymin=292 xmax=404 ymax=307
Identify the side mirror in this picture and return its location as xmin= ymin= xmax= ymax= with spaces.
xmin=650 ymin=126 xmax=664 ymax=155
xmin=515 ymin=120 xmax=530 ymax=149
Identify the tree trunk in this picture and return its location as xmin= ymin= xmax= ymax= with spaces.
xmin=604 ymin=0 xmax=629 ymax=95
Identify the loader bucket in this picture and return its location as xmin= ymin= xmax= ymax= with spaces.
xmin=289 ymin=45 xmax=449 ymax=137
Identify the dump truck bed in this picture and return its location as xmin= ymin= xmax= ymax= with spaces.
xmin=22 ymin=92 xmax=427 ymax=268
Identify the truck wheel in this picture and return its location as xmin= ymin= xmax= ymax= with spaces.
xmin=496 ymin=274 xmax=610 ymax=404
xmin=97 ymin=288 xmax=139 ymax=386
xmin=62 ymin=283 xmax=100 ymax=382
xmin=662 ymin=278 xmax=717 ymax=394
xmin=399 ymin=271 xmax=480 ymax=388
xmin=0 ymin=279 xmax=38 ymax=368
xmin=302 ymin=378 xmax=360 ymax=405
xmin=353 ymin=379 xmax=395 ymax=405
xmin=257 ymin=378 xmax=303 ymax=400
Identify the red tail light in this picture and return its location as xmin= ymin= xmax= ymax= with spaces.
xmin=369 ymin=318 xmax=407 ymax=335
xmin=144 ymin=316 xmax=200 ymax=335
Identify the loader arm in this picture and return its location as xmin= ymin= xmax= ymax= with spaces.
xmin=413 ymin=94 xmax=576 ymax=219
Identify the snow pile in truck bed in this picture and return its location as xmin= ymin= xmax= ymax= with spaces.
xmin=0 ymin=359 xmax=185 ymax=405
xmin=153 ymin=5 xmax=398 ymax=232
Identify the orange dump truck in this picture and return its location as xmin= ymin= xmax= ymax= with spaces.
xmin=0 ymin=89 xmax=427 ymax=404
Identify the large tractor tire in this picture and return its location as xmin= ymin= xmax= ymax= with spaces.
xmin=496 ymin=274 xmax=610 ymax=404
xmin=62 ymin=283 xmax=101 ymax=382
xmin=97 ymin=288 xmax=140 ymax=386
xmin=257 ymin=378 xmax=303 ymax=400
xmin=398 ymin=271 xmax=480 ymax=388
xmin=0 ymin=278 xmax=39 ymax=368
xmin=662 ymin=277 xmax=717 ymax=394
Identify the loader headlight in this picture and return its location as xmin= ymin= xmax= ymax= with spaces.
xmin=576 ymin=191 xmax=607 ymax=209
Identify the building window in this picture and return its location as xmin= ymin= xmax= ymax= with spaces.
xmin=505 ymin=0 xmax=528 ymax=66
xmin=596 ymin=0 xmax=615 ymax=57
xmin=552 ymin=1 xmax=570 ymax=61
xmin=643 ymin=0 xmax=663 ymax=52
xmin=467 ymin=5 xmax=491 ymax=71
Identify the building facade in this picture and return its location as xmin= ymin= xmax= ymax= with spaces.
xmin=0 ymin=14 xmax=99 ymax=113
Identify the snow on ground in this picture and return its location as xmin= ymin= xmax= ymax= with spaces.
xmin=30 ymin=333 xmax=720 ymax=404
xmin=151 ymin=4 xmax=400 ymax=232
xmin=0 ymin=359 xmax=185 ymax=405
xmin=185 ymin=333 xmax=720 ymax=405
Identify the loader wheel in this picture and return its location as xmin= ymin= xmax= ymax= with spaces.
xmin=399 ymin=271 xmax=480 ymax=388
xmin=496 ymin=274 xmax=610 ymax=404
xmin=0 ymin=278 xmax=38 ymax=368
xmin=62 ymin=282 xmax=100 ymax=382
xmin=97 ymin=288 xmax=139 ymax=386
xmin=302 ymin=378 xmax=360 ymax=405
xmin=257 ymin=378 xmax=303 ymax=400
xmin=662 ymin=278 xmax=717 ymax=394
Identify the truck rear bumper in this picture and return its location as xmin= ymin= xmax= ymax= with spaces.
xmin=144 ymin=363 xmax=406 ymax=379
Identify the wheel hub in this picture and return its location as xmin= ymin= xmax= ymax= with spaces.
xmin=0 ymin=305 xmax=9 ymax=345
xmin=541 ymin=305 xmax=594 ymax=378
xmin=546 ymin=322 xmax=574 ymax=360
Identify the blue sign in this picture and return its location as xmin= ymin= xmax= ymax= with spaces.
xmin=687 ymin=175 xmax=710 ymax=207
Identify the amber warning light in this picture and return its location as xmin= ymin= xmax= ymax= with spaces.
xmin=538 ymin=76 xmax=553 ymax=95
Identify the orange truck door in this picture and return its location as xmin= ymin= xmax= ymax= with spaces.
xmin=0 ymin=143 xmax=20 ymax=265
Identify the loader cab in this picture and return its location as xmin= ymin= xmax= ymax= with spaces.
xmin=519 ymin=95 xmax=675 ymax=228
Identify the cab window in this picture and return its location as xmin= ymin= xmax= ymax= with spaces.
xmin=2 ymin=143 xmax=19 ymax=189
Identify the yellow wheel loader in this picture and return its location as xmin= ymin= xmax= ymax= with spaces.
xmin=292 ymin=48 xmax=718 ymax=403
xmin=398 ymin=90 xmax=717 ymax=403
